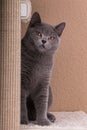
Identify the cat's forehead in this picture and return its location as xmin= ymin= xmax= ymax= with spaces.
xmin=34 ymin=23 xmax=55 ymax=35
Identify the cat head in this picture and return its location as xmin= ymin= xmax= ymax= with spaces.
xmin=25 ymin=12 xmax=66 ymax=54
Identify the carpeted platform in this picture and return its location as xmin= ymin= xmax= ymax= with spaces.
xmin=21 ymin=111 xmax=87 ymax=130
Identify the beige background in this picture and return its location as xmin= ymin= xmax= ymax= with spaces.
xmin=21 ymin=0 xmax=87 ymax=112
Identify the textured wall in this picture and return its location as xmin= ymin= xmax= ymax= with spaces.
xmin=22 ymin=0 xmax=87 ymax=112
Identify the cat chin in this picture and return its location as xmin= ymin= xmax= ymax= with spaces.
xmin=37 ymin=45 xmax=46 ymax=52
xmin=36 ymin=45 xmax=57 ymax=54
xmin=38 ymin=48 xmax=46 ymax=53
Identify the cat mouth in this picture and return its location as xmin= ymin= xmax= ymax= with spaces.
xmin=42 ymin=44 xmax=45 ymax=48
xmin=39 ymin=44 xmax=46 ymax=49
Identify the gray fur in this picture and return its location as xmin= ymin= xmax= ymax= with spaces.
xmin=21 ymin=12 xmax=65 ymax=126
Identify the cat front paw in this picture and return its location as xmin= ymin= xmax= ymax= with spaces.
xmin=21 ymin=119 xmax=28 ymax=124
xmin=37 ymin=118 xmax=51 ymax=126
xmin=47 ymin=113 xmax=56 ymax=122
xmin=21 ymin=115 xmax=28 ymax=124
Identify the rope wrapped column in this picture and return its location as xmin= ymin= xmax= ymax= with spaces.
xmin=0 ymin=0 xmax=21 ymax=130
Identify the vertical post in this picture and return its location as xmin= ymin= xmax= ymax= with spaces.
xmin=0 ymin=0 xmax=21 ymax=130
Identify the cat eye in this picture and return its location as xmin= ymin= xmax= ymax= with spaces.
xmin=36 ymin=31 xmax=42 ymax=37
xmin=48 ymin=36 xmax=55 ymax=40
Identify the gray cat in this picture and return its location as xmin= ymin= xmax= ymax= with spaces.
xmin=21 ymin=12 xmax=65 ymax=126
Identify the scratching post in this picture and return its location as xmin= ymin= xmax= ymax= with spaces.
xmin=0 ymin=0 xmax=21 ymax=130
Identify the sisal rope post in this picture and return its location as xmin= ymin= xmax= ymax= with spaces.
xmin=0 ymin=0 xmax=21 ymax=130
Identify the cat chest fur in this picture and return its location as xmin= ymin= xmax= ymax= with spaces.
xmin=29 ymin=55 xmax=53 ymax=85
xmin=22 ymin=54 xmax=53 ymax=91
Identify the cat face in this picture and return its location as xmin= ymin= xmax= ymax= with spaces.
xmin=29 ymin=23 xmax=59 ymax=53
xmin=27 ymin=12 xmax=66 ymax=53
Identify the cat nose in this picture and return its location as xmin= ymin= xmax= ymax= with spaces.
xmin=42 ymin=40 xmax=46 ymax=44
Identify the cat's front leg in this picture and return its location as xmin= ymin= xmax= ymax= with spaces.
xmin=33 ymin=84 xmax=51 ymax=126
xmin=21 ymin=89 xmax=28 ymax=124
xmin=47 ymin=86 xmax=56 ymax=122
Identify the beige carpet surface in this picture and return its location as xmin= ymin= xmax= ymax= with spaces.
xmin=21 ymin=111 xmax=87 ymax=129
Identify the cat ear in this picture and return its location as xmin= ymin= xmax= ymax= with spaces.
xmin=29 ymin=12 xmax=41 ymax=27
xmin=55 ymin=22 xmax=66 ymax=37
